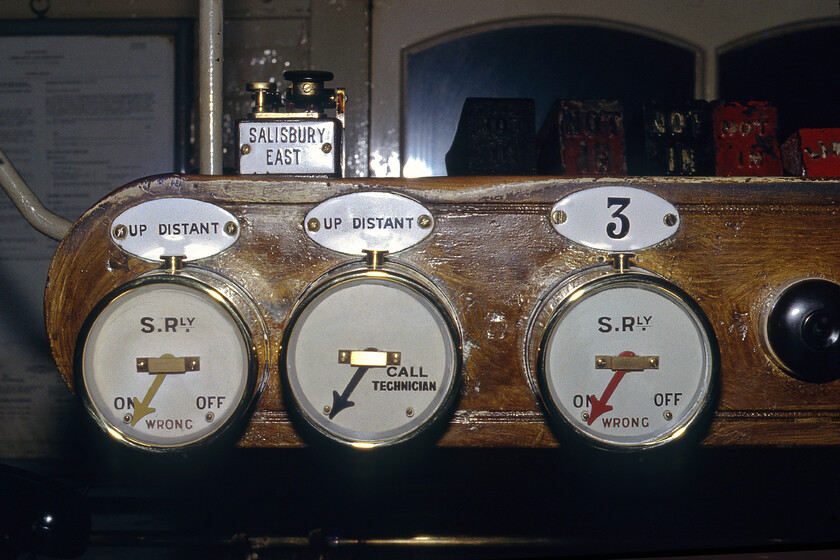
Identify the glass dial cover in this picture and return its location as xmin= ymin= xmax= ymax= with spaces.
xmin=76 ymin=274 xmax=260 ymax=450
xmin=536 ymin=273 xmax=718 ymax=450
xmin=282 ymin=268 xmax=460 ymax=447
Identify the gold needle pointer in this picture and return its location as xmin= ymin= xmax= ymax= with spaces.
xmin=130 ymin=354 xmax=200 ymax=426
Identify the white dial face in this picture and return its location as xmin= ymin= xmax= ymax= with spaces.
xmin=538 ymin=275 xmax=717 ymax=449
xmin=79 ymin=279 xmax=254 ymax=449
xmin=284 ymin=272 xmax=459 ymax=446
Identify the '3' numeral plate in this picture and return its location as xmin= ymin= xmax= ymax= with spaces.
xmin=550 ymin=186 xmax=680 ymax=251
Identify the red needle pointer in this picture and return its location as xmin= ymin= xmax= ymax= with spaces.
xmin=587 ymin=350 xmax=636 ymax=426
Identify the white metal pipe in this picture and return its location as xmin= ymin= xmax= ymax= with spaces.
xmin=199 ymin=0 xmax=223 ymax=175
xmin=0 ymin=148 xmax=72 ymax=241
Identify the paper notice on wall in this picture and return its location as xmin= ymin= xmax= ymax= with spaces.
xmin=0 ymin=35 xmax=176 ymax=458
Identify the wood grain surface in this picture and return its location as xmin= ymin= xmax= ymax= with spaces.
xmin=45 ymin=174 xmax=840 ymax=448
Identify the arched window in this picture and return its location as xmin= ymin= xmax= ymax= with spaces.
xmin=719 ymin=23 xmax=840 ymax=144
xmin=403 ymin=21 xmax=699 ymax=176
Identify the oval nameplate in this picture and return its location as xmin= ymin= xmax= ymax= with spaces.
xmin=551 ymin=186 xmax=679 ymax=251
xmin=111 ymin=198 xmax=240 ymax=262
xmin=305 ymin=192 xmax=433 ymax=255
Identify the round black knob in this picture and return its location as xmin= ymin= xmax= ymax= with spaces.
xmin=766 ymin=279 xmax=840 ymax=382
xmin=282 ymin=70 xmax=335 ymax=112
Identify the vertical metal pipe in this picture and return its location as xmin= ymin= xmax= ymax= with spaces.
xmin=199 ymin=0 xmax=223 ymax=175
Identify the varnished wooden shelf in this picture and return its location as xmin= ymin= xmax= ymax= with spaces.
xmin=45 ymin=175 xmax=840 ymax=448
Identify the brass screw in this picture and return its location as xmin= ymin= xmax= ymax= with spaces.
xmin=418 ymin=215 xmax=432 ymax=229
xmin=611 ymin=252 xmax=633 ymax=273
xmin=307 ymin=218 xmax=321 ymax=232
xmin=162 ymin=255 xmax=185 ymax=272
xmin=113 ymin=224 xmax=127 ymax=240
xmin=224 ymin=221 xmax=238 ymax=236
xmin=205 ymin=412 xmax=215 ymax=423
xmin=299 ymin=81 xmax=315 ymax=95
xmin=663 ymin=213 xmax=677 ymax=227
xmin=322 ymin=143 xmax=332 ymax=154
xmin=406 ymin=407 xmax=414 ymax=417
xmin=323 ymin=405 xmax=331 ymax=416
xmin=241 ymin=144 xmax=251 ymax=156
xmin=123 ymin=414 xmax=132 ymax=424
xmin=551 ymin=210 xmax=567 ymax=225
xmin=663 ymin=410 xmax=673 ymax=421
xmin=581 ymin=411 xmax=590 ymax=423
xmin=246 ymin=82 xmax=277 ymax=113
xmin=364 ymin=249 xmax=387 ymax=269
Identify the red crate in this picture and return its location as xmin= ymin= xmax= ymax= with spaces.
xmin=712 ymin=101 xmax=783 ymax=176
xmin=537 ymin=100 xmax=627 ymax=175
xmin=781 ymin=128 xmax=840 ymax=177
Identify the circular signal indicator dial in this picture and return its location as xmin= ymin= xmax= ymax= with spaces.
xmin=282 ymin=267 xmax=460 ymax=447
xmin=536 ymin=273 xmax=718 ymax=450
xmin=76 ymin=273 xmax=262 ymax=451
